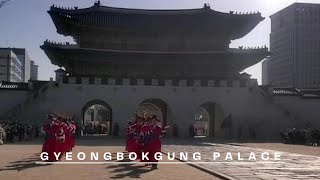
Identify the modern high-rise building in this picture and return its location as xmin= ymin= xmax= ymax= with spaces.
xmin=30 ymin=60 xmax=39 ymax=80
xmin=0 ymin=48 xmax=32 ymax=82
xmin=269 ymin=3 xmax=320 ymax=89
xmin=262 ymin=57 xmax=270 ymax=85
xmin=0 ymin=49 xmax=24 ymax=82
xmin=12 ymin=48 xmax=31 ymax=82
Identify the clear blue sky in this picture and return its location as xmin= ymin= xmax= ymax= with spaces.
xmin=0 ymin=0 xmax=319 ymax=83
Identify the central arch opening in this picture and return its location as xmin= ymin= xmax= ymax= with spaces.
xmin=136 ymin=98 xmax=167 ymax=127
xmin=82 ymin=100 xmax=112 ymax=136
xmin=194 ymin=106 xmax=210 ymax=137
xmin=193 ymin=102 xmax=227 ymax=138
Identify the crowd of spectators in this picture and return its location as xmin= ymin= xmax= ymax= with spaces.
xmin=280 ymin=128 xmax=320 ymax=146
xmin=83 ymin=124 xmax=109 ymax=135
xmin=0 ymin=121 xmax=40 ymax=145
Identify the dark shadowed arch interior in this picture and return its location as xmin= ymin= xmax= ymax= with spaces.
xmin=82 ymin=99 xmax=112 ymax=135
xmin=136 ymin=98 xmax=167 ymax=128
xmin=201 ymin=102 xmax=216 ymax=137
xmin=194 ymin=102 xmax=216 ymax=137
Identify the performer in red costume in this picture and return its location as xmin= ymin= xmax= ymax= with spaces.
xmin=125 ymin=113 xmax=169 ymax=169
xmin=41 ymin=114 xmax=60 ymax=162
xmin=145 ymin=115 xmax=163 ymax=169
xmin=62 ymin=118 xmax=75 ymax=153
xmin=55 ymin=120 xmax=65 ymax=160
xmin=70 ymin=120 xmax=77 ymax=151
xmin=41 ymin=113 xmax=76 ymax=162
xmin=60 ymin=119 xmax=70 ymax=153
xmin=125 ymin=118 xmax=139 ymax=154
xmin=139 ymin=117 xmax=151 ymax=163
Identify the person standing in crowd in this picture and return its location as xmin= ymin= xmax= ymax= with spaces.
xmin=0 ymin=124 xmax=4 ymax=145
xmin=0 ymin=121 xmax=41 ymax=144
xmin=6 ymin=123 xmax=14 ymax=142
xmin=35 ymin=126 xmax=40 ymax=138
xmin=18 ymin=123 xmax=24 ymax=141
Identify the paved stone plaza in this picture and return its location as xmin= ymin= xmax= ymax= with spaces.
xmin=1 ymin=138 xmax=320 ymax=180
xmin=163 ymin=140 xmax=320 ymax=180
xmin=0 ymin=138 xmax=220 ymax=180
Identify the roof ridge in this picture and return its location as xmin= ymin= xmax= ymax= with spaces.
xmin=49 ymin=3 xmax=263 ymax=16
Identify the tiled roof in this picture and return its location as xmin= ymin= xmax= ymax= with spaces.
xmin=272 ymin=87 xmax=320 ymax=99
xmin=300 ymin=89 xmax=320 ymax=99
xmin=273 ymin=88 xmax=301 ymax=96
xmin=0 ymin=81 xmax=28 ymax=90
xmin=48 ymin=3 xmax=264 ymax=40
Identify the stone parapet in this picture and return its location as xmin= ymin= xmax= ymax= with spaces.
xmin=64 ymin=77 xmax=251 ymax=88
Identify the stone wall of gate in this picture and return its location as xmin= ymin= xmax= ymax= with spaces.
xmin=3 ymin=78 xmax=320 ymax=139
xmin=0 ymin=77 xmax=304 ymax=140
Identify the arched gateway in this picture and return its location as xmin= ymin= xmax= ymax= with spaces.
xmin=38 ymin=2 xmax=270 ymax=138
xmin=136 ymin=98 xmax=167 ymax=127
xmin=82 ymin=100 xmax=112 ymax=135
xmin=193 ymin=102 xmax=227 ymax=137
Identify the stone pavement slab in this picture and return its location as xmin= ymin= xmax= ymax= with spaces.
xmin=163 ymin=142 xmax=320 ymax=180
xmin=0 ymin=139 xmax=221 ymax=180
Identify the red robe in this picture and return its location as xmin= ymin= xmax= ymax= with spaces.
xmin=126 ymin=124 xmax=140 ymax=159
xmin=62 ymin=123 xmax=71 ymax=153
xmin=41 ymin=121 xmax=60 ymax=162
xmin=146 ymin=125 xmax=162 ymax=162
xmin=70 ymin=124 xmax=76 ymax=150
xmin=139 ymin=124 xmax=151 ymax=162
xmin=55 ymin=122 xmax=66 ymax=159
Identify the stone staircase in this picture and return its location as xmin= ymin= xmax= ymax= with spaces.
xmin=256 ymin=85 xmax=299 ymax=124
xmin=0 ymin=80 xmax=54 ymax=121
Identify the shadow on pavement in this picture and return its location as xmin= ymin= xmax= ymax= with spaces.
xmin=107 ymin=158 xmax=153 ymax=179
xmin=0 ymin=153 xmax=50 ymax=172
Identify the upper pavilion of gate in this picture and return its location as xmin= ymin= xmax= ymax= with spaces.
xmin=41 ymin=1 xmax=269 ymax=79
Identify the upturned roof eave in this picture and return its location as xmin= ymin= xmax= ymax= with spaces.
xmin=41 ymin=42 xmax=269 ymax=70
xmin=48 ymin=4 xmax=265 ymax=39
xmin=49 ymin=4 xmax=263 ymax=17
xmin=40 ymin=42 xmax=269 ymax=55
xmin=48 ymin=13 xmax=264 ymax=40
